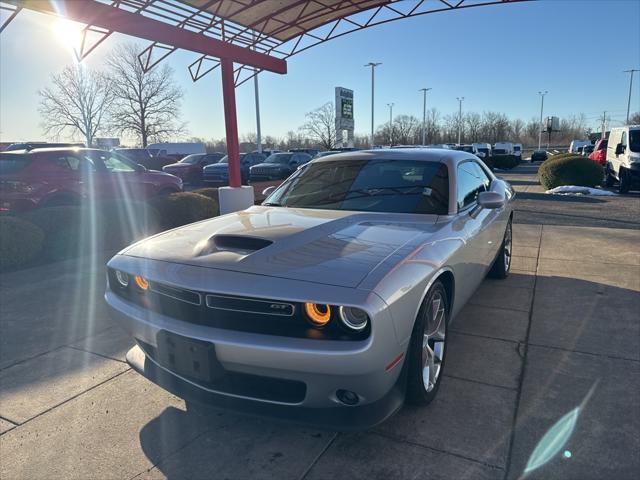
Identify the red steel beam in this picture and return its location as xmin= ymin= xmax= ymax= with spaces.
xmin=9 ymin=0 xmax=287 ymax=74
xmin=220 ymin=58 xmax=242 ymax=188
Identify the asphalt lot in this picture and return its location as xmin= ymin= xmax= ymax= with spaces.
xmin=1 ymin=163 xmax=638 ymax=479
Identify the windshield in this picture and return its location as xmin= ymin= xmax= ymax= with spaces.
xmin=86 ymin=151 xmax=138 ymax=173
xmin=265 ymin=153 xmax=292 ymax=164
xmin=215 ymin=154 xmax=245 ymax=165
xmin=179 ymin=154 xmax=206 ymax=164
xmin=629 ymin=130 xmax=640 ymax=153
xmin=514 ymin=146 xmax=521 ymax=151
xmin=265 ymin=159 xmax=449 ymax=214
xmin=456 ymin=146 xmax=474 ymax=153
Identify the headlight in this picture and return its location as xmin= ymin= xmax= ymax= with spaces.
xmin=339 ymin=306 xmax=369 ymax=331
xmin=115 ymin=270 xmax=129 ymax=287
xmin=134 ymin=275 xmax=149 ymax=291
xmin=304 ymin=303 xmax=331 ymax=327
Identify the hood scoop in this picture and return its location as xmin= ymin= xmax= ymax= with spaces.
xmin=195 ymin=234 xmax=273 ymax=256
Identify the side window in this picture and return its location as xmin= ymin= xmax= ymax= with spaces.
xmin=94 ymin=153 xmax=136 ymax=173
xmin=252 ymin=154 xmax=265 ymax=165
xmin=50 ymin=155 xmax=95 ymax=173
xmin=621 ymin=132 xmax=627 ymax=147
xmin=469 ymin=161 xmax=492 ymax=190
xmin=457 ymin=162 xmax=486 ymax=211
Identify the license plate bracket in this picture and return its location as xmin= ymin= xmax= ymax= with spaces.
xmin=156 ymin=331 xmax=224 ymax=383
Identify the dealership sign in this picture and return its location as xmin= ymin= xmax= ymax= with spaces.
xmin=335 ymin=87 xmax=354 ymax=147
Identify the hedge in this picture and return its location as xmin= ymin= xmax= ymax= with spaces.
xmin=150 ymin=192 xmax=218 ymax=229
xmin=538 ymin=155 xmax=604 ymax=190
xmin=191 ymin=187 xmax=219 ymax=202
xmin=0 ymin=216 xmax=45 ymax=270
xmin=488 ymin=154 xmax=519 ymax=170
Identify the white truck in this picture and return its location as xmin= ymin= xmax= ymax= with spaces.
xmin=568 ymin=140 xmax=592 ymax=154
xmin=147 ymin=142 xmax=206 ymax=158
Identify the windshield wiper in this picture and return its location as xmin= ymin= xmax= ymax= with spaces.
xmin=262 ymin=202 xmax=282 ymax=206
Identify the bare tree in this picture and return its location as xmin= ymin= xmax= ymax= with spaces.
xmin=106 ymin=43 xmax=185 ymax=147
xmin=465 ymin=112 xmax=482 ymax=143
xmin=300 ymin=102 xmax=336 ymax=150
xmin=630 ymin=112 xmax=640 ymax=124
xmin=39 ymin=65 xmax=113 ymax=146
xmin=393 ymin=115 xmax=420 ymax=144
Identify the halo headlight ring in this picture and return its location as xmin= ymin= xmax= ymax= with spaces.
xmin=304 ymin=303 xmax=331 ymax=327
xmin=338 ymin=306 xmax=369 ymax=331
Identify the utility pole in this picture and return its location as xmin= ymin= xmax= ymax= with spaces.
xmin=624 ymin=69 xmax=639 ymax=124
xmin=538 ymin=91 xmax=548 ymax=150
xmin=600 ymin=111 xmax=609 ymax=139
xmin=419 ymin=88 xmax=432 ymax=145
xmin=387 ymin=103 xmax=394 ymax=145
xmin=365 ymin=62 xmax=382 ymax=147
xmin=456 ymin=97 xmax=464 ymax=145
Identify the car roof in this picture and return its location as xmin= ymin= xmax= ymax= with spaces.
xmin=310 ymin=148 xmax=475 ymax=167
xmin=25 ymin=147 xmax=105 ymax=154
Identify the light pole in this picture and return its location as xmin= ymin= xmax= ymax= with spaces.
xmin=419 ymin=88 xmax=432 ymax=145
xmin=624 ymin=69 xmax=639 ymax=124
xmin=253 ymin=68 xmax=262 ymax=153
xmin=456 ymin=97 xmax=464 ymax=145
xmin=387 ymin=103 xmax=394 ymax=145
xmin=537 ymin=91 xmax=548 ymax=150
xmin=365 ymin=62 xmax=382 ymax=147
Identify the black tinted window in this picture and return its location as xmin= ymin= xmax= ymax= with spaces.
xmin=0 ymin=153 xmax=31 ymax=173
xmin=457 ymin=162 xmax=487 ymax=211
xmin=266 ymin=159 xmax=449 ymax=215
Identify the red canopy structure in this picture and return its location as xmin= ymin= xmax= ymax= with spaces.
xmin=2 ymin=0 xmax=529 ymax=204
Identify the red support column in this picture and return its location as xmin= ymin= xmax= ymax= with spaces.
xmin=221 ymin=58 xmax=241 ymax=188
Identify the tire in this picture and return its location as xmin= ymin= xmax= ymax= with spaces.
xmin=488 ymin=219 xmax=512 ymax=279
xmin=618 ymin=167 xmax=630 ymax=194
xmin=406 ymin=280 xmax=449 ymax=406
xmin=604 ymin=164 xmax=616 ymax=187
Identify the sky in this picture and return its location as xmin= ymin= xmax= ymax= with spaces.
xmin=1 ymin=0 xmax=639 ymax=145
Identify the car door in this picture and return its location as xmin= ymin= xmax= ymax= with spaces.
xmin=87 ymin=151 xmax=149 ymax=200
xmin=453 ymin=161 xmax=495 ymax=304
xmin=45 ymin=152 xmax=98 ymax=200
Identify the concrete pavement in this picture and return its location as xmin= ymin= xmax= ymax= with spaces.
xmin=1 ymin=169 xmax=638 ymax=479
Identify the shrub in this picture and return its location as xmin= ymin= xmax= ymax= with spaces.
xmin=0 ymin=216 xmax=45 ymax=270
xmin=538 ymin=155 xmax=604 ymax=190
xmin=96 ymin=200 xmax=161 ymax=248
xmin=191 ymin=187 xmax=219 ymax=202
xmin=546 ymin=152 xmax=576 ymax=162
xmin=21 ymin=206 xmax=104 ymax=261
xmin=489 ymin=154 xmax=519 ymax=170
xmin=150 ymin=192 xmax=218 ymax=229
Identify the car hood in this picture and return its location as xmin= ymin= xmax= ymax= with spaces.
xmin=121 ymin=206 xmax=438 ymax=288
xmin=204 ymin=163 xmax=229 ymax=172
xmin=252 ymin=163 xmax=285 ymax=169
xmin=163 ymin=163 xmax=192 ymax=169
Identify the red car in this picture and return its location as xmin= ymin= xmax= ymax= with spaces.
xmin=589 ymin=138 xmax=608 ymax=166
xmin=162 ymin=152 xmax=225 ymax=184
xmin=0 ymin=148 xmax=182 ymax=213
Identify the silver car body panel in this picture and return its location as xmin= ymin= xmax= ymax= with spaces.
xmin=106 ymin=148 xmax=514 ymax=421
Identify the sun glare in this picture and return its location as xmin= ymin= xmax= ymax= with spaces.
xmin=50 ymin=18 xmax=83 ymax=56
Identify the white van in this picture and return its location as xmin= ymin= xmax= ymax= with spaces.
xmin=493 ymin=142 xmax=514 ymax=154
xmin=605 ymin=125 xmax=640 ymax=193
xmin=513 ymin=143 xmax=522 ymax=158
xmin=473 ymin=143 xmax=492 ymax=158
xmin=147 ymin=142 xmax=206 ymax=157
xmin=568 ymin=140 xmax=592 ymax=154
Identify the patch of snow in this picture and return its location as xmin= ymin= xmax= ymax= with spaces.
xmin=545 ymin=185 xmax=617 ymax=196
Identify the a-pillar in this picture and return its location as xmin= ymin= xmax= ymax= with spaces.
xmin=218 ymin=57 xmax=254 ymax=214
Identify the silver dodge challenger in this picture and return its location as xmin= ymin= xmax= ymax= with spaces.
xmin=105 ymin=149 xmax=514 ymax=429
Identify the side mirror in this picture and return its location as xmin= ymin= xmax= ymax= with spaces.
xmin=136 ymin=164 xmax=147 ymax=172
xmin=477 ymin=191 xmax=505 ymax=209
xmin=615 ymin=143 xmax=625 ymax=155
xmin=262 ymin=185 xmax=277 ymax=196
xmin=477 ymin=152 xmax=485 ymax=158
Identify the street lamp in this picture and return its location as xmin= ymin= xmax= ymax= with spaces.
xmin=387 ymin=102 xmax=394 ymax=145
xmin=456 ymin=97 xmax=464 ymax=145
xmin=419 ymin=88 xmax=432 ymax=145
xmin=624 ymin=69 xmax=639 ymax=124
xmin=537 ymin=91 xmax=548 ymax=150
xmin=365 ymin=62 xmax=382 ymax=147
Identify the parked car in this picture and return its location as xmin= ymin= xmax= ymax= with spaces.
xmin=0 ymin=148 xmax=182 ymax=213
xmin=472 ymin=143 xmax=492 ymax=158
xmin=568 ymin=140 xmax=592 ymax=153
xmin=579 ymin=145 xmax=594 ymax=156
xmin=588 ymin=138 xmax=608 ymax=166
xmin=250 ymin=152 xmax=312 ymax=181
xmin=289 ymin=148 xmax=320 ymax=157
xmin=530 ymin=150 xmax=548 ymax=162
xmin=4 ymin=142 xmax=84 ymax=151
xmin=605 ymin=125 xmax=640 ymax=193
xmin=115 ymin=148 xmax=175 ymax=171
xmin=453 ymin=144 xmax=485 ymax=158
xmin=513 ymin=144 xmax=522 ymax=159
xmin=105 ymin=148 xmax=514 ymax=429
xmin=163 ymin=153 xmax=225 ymax=185
xmin=203 ymin=152 xmax=266 ymax=185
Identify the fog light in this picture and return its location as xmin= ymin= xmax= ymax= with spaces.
xmin=336 ymin=389 xmax=359 ymax=406
xmin=134 ymin=275 xmax=149 ymax=291
xmin=304 ymin=303 xmax=331 ymax=327
xmin=115 ymin=270 xmax=129 ymax=287
xmin=338 ymin=306 xmax=368 ymax=331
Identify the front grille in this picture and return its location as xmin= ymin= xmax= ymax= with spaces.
xmin=136 ymin=339 xmax=306 ymax=403
xmin=109 ymin=269 xmax=369 ymax=341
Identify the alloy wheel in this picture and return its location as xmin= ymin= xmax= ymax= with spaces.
xmin=422 ymin=291 xmax=446 ymax=392
xmin=504 ymin=222 xmax=512 ymax=272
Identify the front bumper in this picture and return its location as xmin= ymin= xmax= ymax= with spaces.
xmin=126 ymin=343 xmax=405 ymax=430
